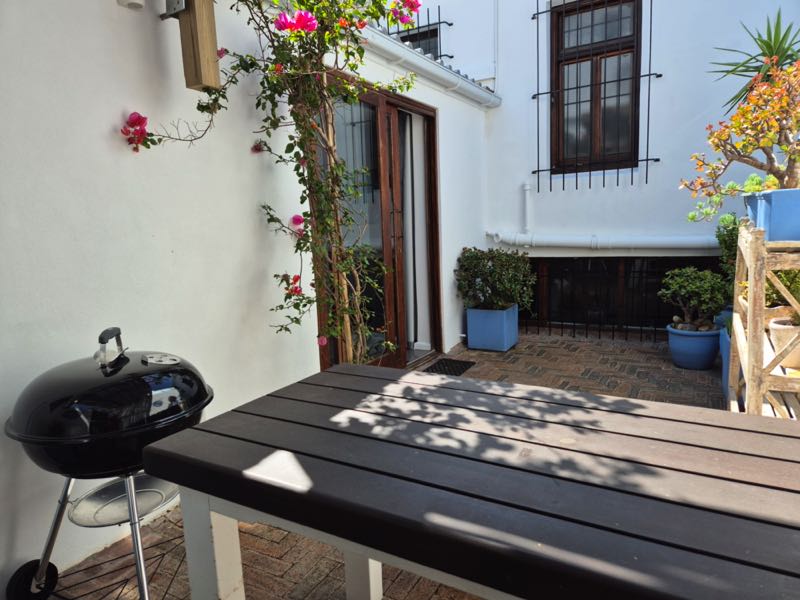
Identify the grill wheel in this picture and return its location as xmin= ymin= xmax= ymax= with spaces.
xmin=6 ymin=560 xmax=58 ymax=600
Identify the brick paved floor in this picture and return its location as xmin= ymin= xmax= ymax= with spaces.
xmin=56 ymin=509 xmax=476 ymax=600
xmin=55 ymin=333 xmax=724 ymax=599
xmin=449 ymin=333 xmax=725 ymax=409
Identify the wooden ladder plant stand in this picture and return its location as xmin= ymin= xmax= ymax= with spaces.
xmin=729 ymin=219 xmax=800 ymax=418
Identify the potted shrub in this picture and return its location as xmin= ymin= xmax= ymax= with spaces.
xmin=658 ymin=267 xmax=728 ymax=370
xmin=682 ymin=60 xmax=800 ymax=239
xmin=455 ymin=247 xmax=536 ymax=352
xmin=714 ymin=213 xmax=739 ymax=327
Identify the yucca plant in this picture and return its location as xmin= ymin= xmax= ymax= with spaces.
xmin=711 ymin=9 xmax=800 ymax=112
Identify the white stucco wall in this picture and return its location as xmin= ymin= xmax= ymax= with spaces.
xmin=0 ymin=1 xmax=320 ymax=582
xmin=0 ymin=2 xmax=496 ymax=580
xmin=435 ymin=0 xmax=800 ymax=257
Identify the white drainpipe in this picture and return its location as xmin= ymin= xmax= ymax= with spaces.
xmin=487 ymin=183 xmax=718 ymax=251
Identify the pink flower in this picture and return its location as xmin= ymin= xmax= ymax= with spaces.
xmin=251 ymin=140 xmax=267 ymax=154
xmin=288 ymin=285 xmax=303 ymax=296
xmin=317 ymin=336 xmax=328 ymax=347
xmin=291 ymin=215 xmax=305 ymax=226
xmin=291 ymin=274 xmax=301 ymax=284
xmin=217 ymin=47 xmax=229 ymax=59
xmin=399 ymin=14 xmax=412 ymax=24
xmin=293 ymin=10 xmax=318 ymax=32
xmin=274 ymin=12 xmax=293 ymax=31
xmin=126 ymin=112 xmax=148 ymax=128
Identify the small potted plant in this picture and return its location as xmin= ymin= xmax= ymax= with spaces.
xmin=455 ymin=247 xmax=536 ymax=351
xmin=658 ymin=267 xmax=728 ymax=370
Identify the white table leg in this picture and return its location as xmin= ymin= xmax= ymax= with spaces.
xmin=180 ymin=487 xmax=245 ymax=600
xmin=343 ymin=550 xmax=383 ymax=600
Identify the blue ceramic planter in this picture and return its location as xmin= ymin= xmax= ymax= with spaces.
xmin=466 ymin=304 xmax=519 ymax=352
xmin=666 ymin=325 xmax=720 ymax=370
xmin=744 ymin=189 xmax=800 ymax=241
xmin=719 ymin=327 xmax=730 ymax=400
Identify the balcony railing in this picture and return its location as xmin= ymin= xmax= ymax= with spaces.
xmin=377 ymin=4 xmax=453 ymax=61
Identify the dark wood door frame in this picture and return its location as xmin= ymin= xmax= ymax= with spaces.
xmin=317 ymin=92 xmax=443 ymax=370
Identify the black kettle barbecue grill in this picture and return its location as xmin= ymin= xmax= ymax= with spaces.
xmin=5 ymin=327 xmax=213 ymax=599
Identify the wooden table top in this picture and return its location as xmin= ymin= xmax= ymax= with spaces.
xmin=144 ymin=363 xmax=800 ymax=599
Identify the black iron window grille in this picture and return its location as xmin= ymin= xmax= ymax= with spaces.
xmin=531 ymin=0 xmax=661 ymax=192
xmin=382 ymin=5 xmax=453 ymax=61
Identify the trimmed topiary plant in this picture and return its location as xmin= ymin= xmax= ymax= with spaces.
xmin=455 ymin=247 xmax=536 ymax=311
xmin=658 ymin=267 xmax=728 ymax=331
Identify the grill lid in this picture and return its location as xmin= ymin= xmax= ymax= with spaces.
xmin=5 ymin=327 xmax=213 ymax=444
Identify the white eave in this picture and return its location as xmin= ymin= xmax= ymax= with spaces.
xmin=362 ymin=27 xmax=502 ymax=109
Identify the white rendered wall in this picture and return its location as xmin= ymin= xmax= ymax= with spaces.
xmin=0 ymin=1 xmax=319 ymax=582
xmin=435 ymin=0 xmax=800 ymax=257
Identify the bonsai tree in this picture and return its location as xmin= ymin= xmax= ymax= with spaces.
xmin=658 ymin=267 xmax=728 ymax=330
xmin=682 ymin=60 xmax=800 ymax=221
xmin=455 ymin=248 xmax=536 ymax=311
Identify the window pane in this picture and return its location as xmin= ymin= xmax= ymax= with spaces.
xmin=563 ymin=60 xmax=592 ymax=159
xmin=563 ymin=2 xmax=634 ymax=48
xmin=601 ymin=53 xmax=633 ymax=155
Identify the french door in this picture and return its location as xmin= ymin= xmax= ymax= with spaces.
xmin=319 ymin=94 xmax=440 ymax=369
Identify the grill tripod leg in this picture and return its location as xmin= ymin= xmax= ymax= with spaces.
xmin=125 ymin=474 xmax=151 ymax=600
xmin=32 ymin=477 xmax=74 ymax=591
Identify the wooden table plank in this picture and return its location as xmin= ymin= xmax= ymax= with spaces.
xmin=235 ymin=395 xmax=800 ymax=527
xmin=143 ymin=429 xmax=800 ymax=600
xmin=197 ymin=410 xmax=800 ymax=574
xmin=329 ymin=363 xmax=800 ymax=438
xmin=262 ymin=382 xmax=800 ymax=492
xmin=305 ymin=371 xmax=800 ymax=459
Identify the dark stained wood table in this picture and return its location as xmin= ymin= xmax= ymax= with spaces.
xmin=144 ymin=364 xmax=800 ymax=600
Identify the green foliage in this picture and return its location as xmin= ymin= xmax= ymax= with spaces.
xmin=454 ymin=247 xmax=536 ymax=311
xmin=658 ymin=267 xmax=728 ymax=325
xmin=715 ymin=212 xmax=739 ymax=291
xmin=711 ymin=9 xmax=800 ymax=112
xmin=742 ymin=173 xmax=780 ymax=193
xmin=153 ymin=0 xmax=420 ymax=363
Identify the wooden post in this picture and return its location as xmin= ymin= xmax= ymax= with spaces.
xmin=178 ymin=0 xmax=221 ymax=91
xmin=746 ymin=228 xmax=766 ymax=415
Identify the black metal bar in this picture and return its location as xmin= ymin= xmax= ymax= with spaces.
xmin=532 ymin=73 xmax=661 ymax=99
xmin=532 ymin=157 xmax=659 ymax=174
xmin=645 ymin=0 xmax=654 ymax=184
xmin=536 ymin=0 xmax=541 ymax=194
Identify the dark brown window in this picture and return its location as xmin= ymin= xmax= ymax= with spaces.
xmin=551 ymin=0 xmax=641 ymax=173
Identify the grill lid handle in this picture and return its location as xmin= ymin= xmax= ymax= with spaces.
xmin=94 ymin=327 xmax=126 ymax=368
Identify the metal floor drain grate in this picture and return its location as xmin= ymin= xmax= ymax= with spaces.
xmin=423 ymin=359 xmax=476 ymax=376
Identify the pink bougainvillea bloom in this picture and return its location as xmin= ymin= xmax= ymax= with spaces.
xmin=293 ymin=10 xmax=318 ymax=32
xmin=317 ymin=336 xmax=328 ymax=347
xmin=403 ymin=0 xmax=422 ymax=12
xmin=126 ymin=112 xmax=148 ymax=128
xmin=291 ymin=274 xmax=301 ymax=284
xmin=217 ymin=47 xmax=229 ymax=58
xmin=291 ymin=215 xmax=305 ymax=226
xmin=399 ymin=14 xmax=412 ymax=24
xmin=275 ymin=12 xmax=292 ymax=31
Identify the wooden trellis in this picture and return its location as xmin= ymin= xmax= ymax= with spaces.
xmin=729 ymin=220 xmax=800 ymax=418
